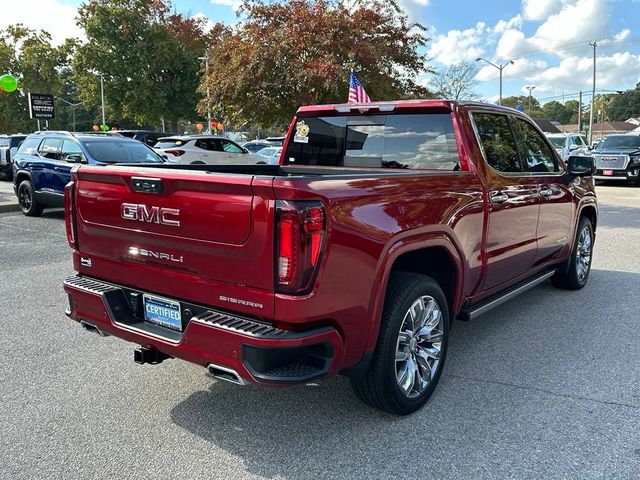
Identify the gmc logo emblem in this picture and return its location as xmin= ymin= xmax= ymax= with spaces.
xmin=121 ymin=203 xmax=180 ymax=227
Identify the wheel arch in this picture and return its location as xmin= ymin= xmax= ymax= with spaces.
xmin=14 ymin=170 xmax=34 ymax=190
xmin=579 ymin=203 xmax=597 ymax=232
xmin=364 ymin=235 xmax=465 ymax=353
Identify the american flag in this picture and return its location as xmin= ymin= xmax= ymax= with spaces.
xmin=348 ymin=71 xmax=371 ymax=104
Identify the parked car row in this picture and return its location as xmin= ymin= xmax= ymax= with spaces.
xmin=544 ymin=131 xmax=640 ymax=187
xmin=11 ymin=131 xmax=165 ymax=216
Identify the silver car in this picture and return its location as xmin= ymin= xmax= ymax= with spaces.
xmin=546 ymin=133 xmax=589 ymax=161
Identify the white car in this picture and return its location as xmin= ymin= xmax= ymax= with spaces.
xmin=255 ymin=146 xmax=283 ymax=165
xmin=154 ymin=135 xmax=262 ymax=165
xmin=545 ymin=133 xmax=590 ymax=161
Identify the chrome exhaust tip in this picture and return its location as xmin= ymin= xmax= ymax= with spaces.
xmin=207 ymin=363 xmax=245 ymax=386
xmin=80 ymin=320 xmax=109 ymax=337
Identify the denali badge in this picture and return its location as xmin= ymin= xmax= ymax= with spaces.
xmin=129 ymin=246 xmax=184 ymax=263
xmin=121 ymin=203 xmax=180 ymax=227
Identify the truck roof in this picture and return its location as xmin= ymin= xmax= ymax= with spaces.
xmin=296 ymin=99 xmax=523 ymax=115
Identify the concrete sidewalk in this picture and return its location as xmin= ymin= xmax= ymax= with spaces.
xmin=0 ymin=179 xmax=19 ymax=213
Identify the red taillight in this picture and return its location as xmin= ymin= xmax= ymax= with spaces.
xmin=276 ymin=201 xmax=326 ymax=294
xmin=165 ymin=149 xmax=186 ymax=156
xmin=64 ymin=181 xmax=76 ymax=248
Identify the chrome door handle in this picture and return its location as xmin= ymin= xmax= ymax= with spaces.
xmin=490 ymin=192 xmax=509 ymax=204
xmin=539 ymin=187 xmax=552 ymax=198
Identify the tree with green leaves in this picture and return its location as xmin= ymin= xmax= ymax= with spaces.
xmin=73 ymin=0 xmax=207 ymax=128
xmin=604 ymin=85 xmax=640 ymax=121
xmin=201 ymin=0 xmax=432 ymax=128
xmin=0 ymin=26 xmax=76 ymax=133
xmin=541 ymin=100 xmax=572 ymax=124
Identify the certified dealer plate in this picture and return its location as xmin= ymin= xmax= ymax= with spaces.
xmin=143 ymin=294 xmax=182 ymax=331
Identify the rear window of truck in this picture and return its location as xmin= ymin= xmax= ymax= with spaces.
xmin=283 ymin=114 xmax=460 ymax=170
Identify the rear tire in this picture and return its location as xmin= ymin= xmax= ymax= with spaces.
xmin=350 ymin=272 xmax=450 ymax=415
xmin=552 ymin=216 xmax=594 ymax=290
xmin=17 ymin=180 xmax=43 ymax=217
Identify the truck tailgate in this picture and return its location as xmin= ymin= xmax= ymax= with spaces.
xmin=72 ymin=166 xmax=276 ymax=318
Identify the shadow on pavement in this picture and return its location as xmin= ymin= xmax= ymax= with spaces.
xmin=41 ymin=208 xmax=65 ymax=220
xmin=169 ymin=268 xmax=640 ymax=479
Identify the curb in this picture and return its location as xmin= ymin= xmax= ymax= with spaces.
xmin=0 ymin=202 xmax=20 ymax=214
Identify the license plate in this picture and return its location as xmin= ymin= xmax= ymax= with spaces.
xmin=603 ymin=169 xmax=613 ymax=176
xmin=143 ymin=294 xmax=182 ymax=331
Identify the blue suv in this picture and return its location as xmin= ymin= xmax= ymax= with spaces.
xmin=12 ymin=131 xmax=164 ymax=216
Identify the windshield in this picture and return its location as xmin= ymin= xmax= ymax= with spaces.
xmin=82 ymin=140 xmax=164 ymax=163
xmin=596 ymin=135 xmax=640 ymax=151
xmin=258 ymin=147 xmax=279 ymax=157
xmin=155 ymin=139 xmax=188 ymax=149
xmin=547 ymin=137 xmax=566 ymax=149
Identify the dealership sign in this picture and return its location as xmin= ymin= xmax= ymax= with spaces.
xmin=28 ymin=93 xmax=55 ymax=119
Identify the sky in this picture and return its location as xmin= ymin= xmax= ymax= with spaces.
xmin=2 ymin=0 xmax=640 ymax=105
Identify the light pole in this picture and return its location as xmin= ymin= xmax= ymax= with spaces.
xmin=476 ymin=57 xmax=514 ymax=106
xmin=525 ymin=85 xmax=536 ymax=114
xmin=100 ymin=73 xmax=106 ymax=126
xmin=56 ymin=97 xmax=82 ymax=132
xmin=198 ymin=53 xmax=212 ymax=134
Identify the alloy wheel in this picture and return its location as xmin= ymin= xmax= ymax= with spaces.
xmin=18 ymin=185 xmax=32 ymax=211
xmin=395 ymin=295 xmax=444 ymax=398
xmin=576 ymin=226 xmax=592 ymax=282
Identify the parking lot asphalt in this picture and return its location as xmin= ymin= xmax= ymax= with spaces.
xmin=0 ymin=184 xmax=639 ymax=479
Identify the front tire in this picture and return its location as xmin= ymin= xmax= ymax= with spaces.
xmin=552 ymin=216 xmax=594 ymax=290
xmin=17 ymin=180 xmax=43 ymax=217
xmin=350 ymin=272 xmax=450 ymax=415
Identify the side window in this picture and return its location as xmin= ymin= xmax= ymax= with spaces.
xmin=220 ymin=140 xmax=243 ymax=153
xmin=17 ymin=137 xmax=42 ymax=155
xmin=61 ymin=140 xmax=84 ymax=162
xmin=38 ymin=138 xmax=63 ymax=160
xmin=195 ymin=139 xmax=221 ymax=151
xmin=473 ymin=113 xmax=522 ymax=173
xmin=512 ymin=118 xmax=558 ymax=173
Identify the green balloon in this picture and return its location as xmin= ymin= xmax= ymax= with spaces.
xmin=0 ymin=74 xmax=18 ymax=93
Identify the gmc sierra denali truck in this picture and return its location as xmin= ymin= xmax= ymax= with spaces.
xmin=63 ymin=100 xmax=597 ymax=415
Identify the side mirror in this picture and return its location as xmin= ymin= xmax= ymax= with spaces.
xmin=569 ymin=144 xmax=579 ymax=151
xmin=66 ymin=153 xmax=86 ymax=163
xmin=567 ymin=155 xmax=595 ymax=177
xmin=242 ymin=147 xmax=250 ymax=154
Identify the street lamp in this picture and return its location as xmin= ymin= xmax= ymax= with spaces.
xmin=56 ymin=97 xmax=82 ymax=132
xmin=476 ymin=57 xmax=514 ymax=106
xmin=99 ymin=73 xmax=105 ymax=126
xmin=525 ymin=85 xmax=536 ymax=114
xmin=198 ymin=54 xmax=212 ymax=134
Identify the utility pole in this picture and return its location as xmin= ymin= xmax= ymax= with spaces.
xmin=588 ymin=41 xmax=597 ymax=144
xmin=578 ymin=90 xmax=583 ymax=133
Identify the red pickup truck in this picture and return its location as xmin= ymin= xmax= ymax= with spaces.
xmin=63 ymin=100 xmax=597 ymax=415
